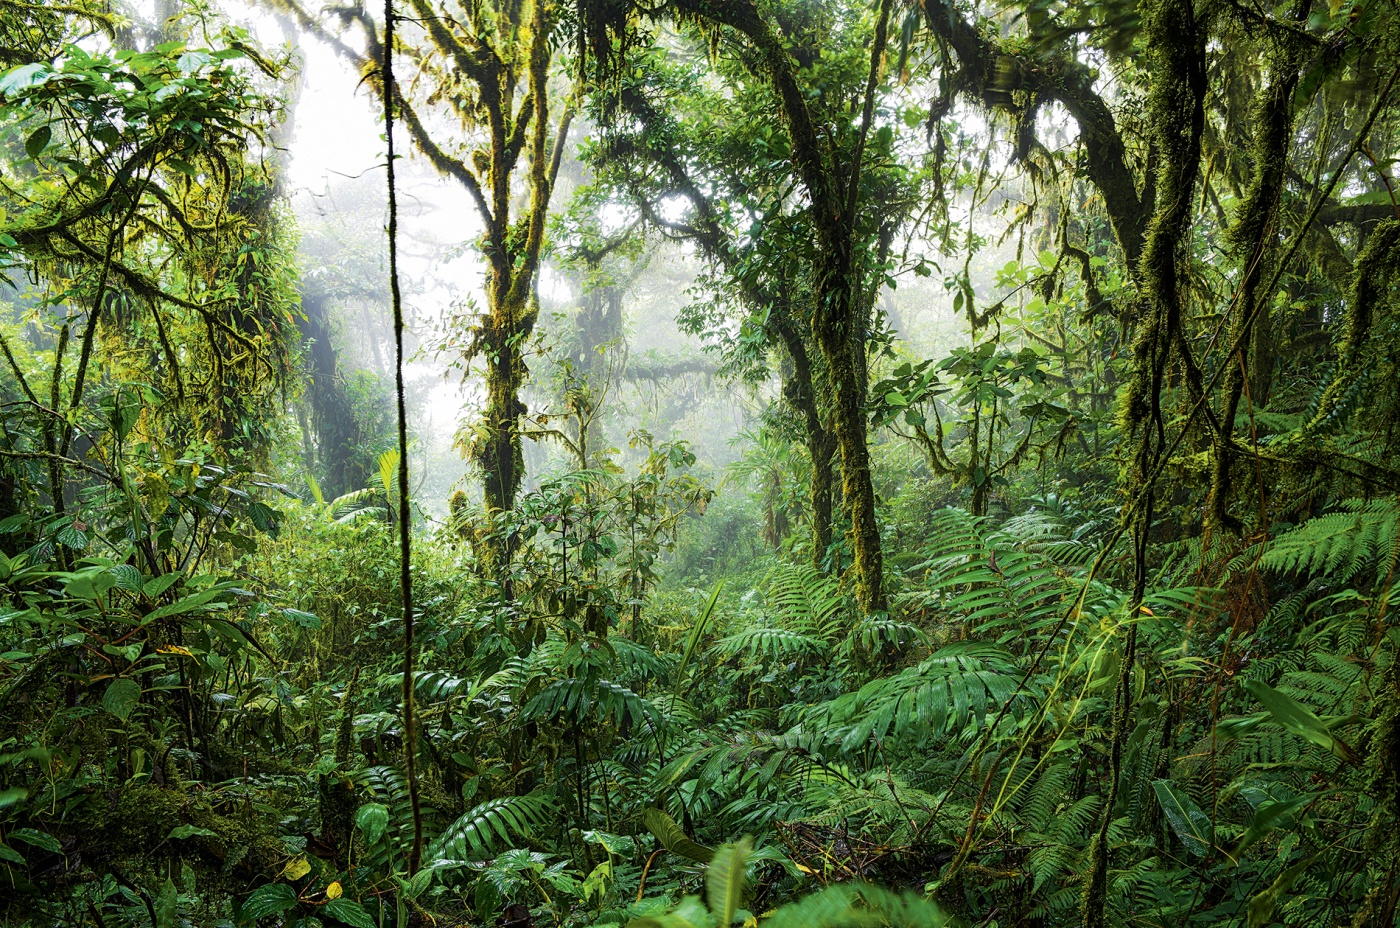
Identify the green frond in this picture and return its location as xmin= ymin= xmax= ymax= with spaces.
xmin=427 ymin=794 xmax=553 ymax=868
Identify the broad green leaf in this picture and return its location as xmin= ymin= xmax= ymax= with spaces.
xmin=102 ymin=678 xmax=142 ymax=721
xmin=0 ymin=787 xmax=26 ymax=809
xmin=642 ymin=808 xmax=714 ymax=863
xmin=1151 ymin=780 xmax=1211 ymax=856
xmin=110 ymin=564 xmax=146 ymax=592
xmin=65 ymin=568 xmax=118 ymax=600
xmin=324 ymin=898 xmax=376 ymax=928
xmin=1241 ymin=679 xmax=1359 ymax=764
xmin=0 ymin=843 xmax=25 ymax=865
xmin=143 ymin=572 xmax=181 ymax=599
xmin=24 ymin=125 xmax=50 ymax=159
xmin=238 ymin=883 xmax=297 ymax=923
xmin=155 ymin=877 xmax=178 ymax=928
xmin=706 ymin=838 xmax=751 ymax=926
xmin=144 ymin=588 xmax=224 ymax=622
xmin=283 ymin=608 xmax=321 ymax=629
xmin=168 ymin=825 xmax=219 ymax=841
xmin=0 ymin=63 xmax=50 ymax=97
xmin=8 ymin=828 xmax=61 ymax=854
xmin=1234 ymin=793 xmax=1315 ymax=857
xmin=355 ymin=802 xmax=389 ymax=846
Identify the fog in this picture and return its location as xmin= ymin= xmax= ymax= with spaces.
xmin=223 ymin=0 xmax=994 ymax=515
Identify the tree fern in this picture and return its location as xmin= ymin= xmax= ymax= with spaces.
xmin=1240 ymin=498 xmax=1400 ymax=586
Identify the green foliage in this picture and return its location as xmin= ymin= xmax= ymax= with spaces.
xmin=3 ymin=0 xmax=1399 ymax=924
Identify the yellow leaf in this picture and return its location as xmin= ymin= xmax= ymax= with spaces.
xmin=326 ymin=881 xmax=343 ymax=900
xmin=156 ymin=645 xmax=193 ymax=657
xmin=282 ymin=856 xmax=311 ymax=881
xmin=1139 ymin=605 xmax=1155 ymax=616
xmin=795 ymin=863 xmax=814 ymax=874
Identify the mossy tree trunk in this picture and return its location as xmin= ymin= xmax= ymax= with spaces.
xmin=601 ymin=82 xmax=842 ymax=569
xmin=271 ymin=0 xmax=573 ymax=584
xmin=656 ymin=0 xmax=895 ymax=612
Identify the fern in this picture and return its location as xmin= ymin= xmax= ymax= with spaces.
xmin=715 ymin=625 xmax=827 ymax=664
xmin=763 ymin=565 xmax=847 ymax=643
xmin=427 ymin=794 xmax=553 ymax=868
xmin=819 ymin=642 xmax=1025 ymax=751
xmin=1242 ymin=499 xmax=1400 ymax=585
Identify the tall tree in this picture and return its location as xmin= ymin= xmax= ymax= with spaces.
xmin=271 ymin=0 xmax=574 ymax=579
xmin=582 ymin=0 xmax=915 ymax=612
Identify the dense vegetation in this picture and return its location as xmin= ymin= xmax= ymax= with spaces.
xmin=2 ymin=0 xmax=1400 ymax=925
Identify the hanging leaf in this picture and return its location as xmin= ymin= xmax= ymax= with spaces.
xmin=1235 ymin=792 xmax=1316 ymax=857
xmin=642 ymin=808 xmax=715 ymax=863
xmin=8 ymin=828 xmax=61 ymax=854
xmin=24 ymin=125 xmax=51 ymax=159
xmin=155 ymin=878 xmax=178 ymax=928
xmin=1247 ymin=855 xmax=1317 ymax=928
xmin=1151 ymin=780 xmax=1212 ymax=856
xmin=102 ymin=679 xmax=142 ymax=721
xmin=1241 ymin=679 xmax=1360 ymax=765
xmin=0 ymin=63 xmax=51 ymax=97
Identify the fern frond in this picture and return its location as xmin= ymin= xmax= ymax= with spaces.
xmin=427 ymin=794 xmax=553 ymax=868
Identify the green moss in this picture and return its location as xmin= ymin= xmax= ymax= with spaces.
xmin=70 ymin=783 xmax=285 ymax=881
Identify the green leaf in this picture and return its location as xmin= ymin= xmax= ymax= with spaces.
xmin=110 ymin=564 xmax=146 ymax=593
xmin=642 ymin=808 xmax=714 ymax=864
xmin=324 ymin=898 xmax=376 ymax=928
xmin=155 ymin=877 xmax=178 ymax=928
xmin=355 ymin=802 xmax=388 ymax=846
xmin=1151 ymin=780 xmax=1211 ymax=856
xmin=0 ymin=787 xmax=26 ymax=809
xmin=0 ymin=63 xmax=51 ymax=97
xmin=0 ymin=843 xmax=25 ymax=866
xmin=706 ymin=838 xmax=750 ymax=926
xmin=399 ymin=866 xmax=433 ymax=900
xmin=1247 ymin=854 xmax=1317 ymax=928
xmin=25 ymin=125 xmax=51 ymax=159
xmin=283 ymin=608 xmax=321 ymax=629
xmin=1235 ymin=792 xmax=1315 ymax=857
xmin=248 ymin=501 xmax=281 ymax=537
xmin=9 ymin=828 xmax=61 ymax=854
xmin=168 ymin=825 xmax=219 ymax=841
xmin=144 ymin=572 xmax=181 ymax=599
xmin=676 ymin=581 xmax=722 ymax=694
xmin=144 ymin=587 xmax=223 ymax=622
xmin=238 ymin=883 xmax=298 ymax=923
xmin=1241 ymin=679 xmax=1359 ymax=765
xmin=65 ymin=568 xmax=118 ymax=600
xmin=102 ymin=678 xmax=142 ymax=721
